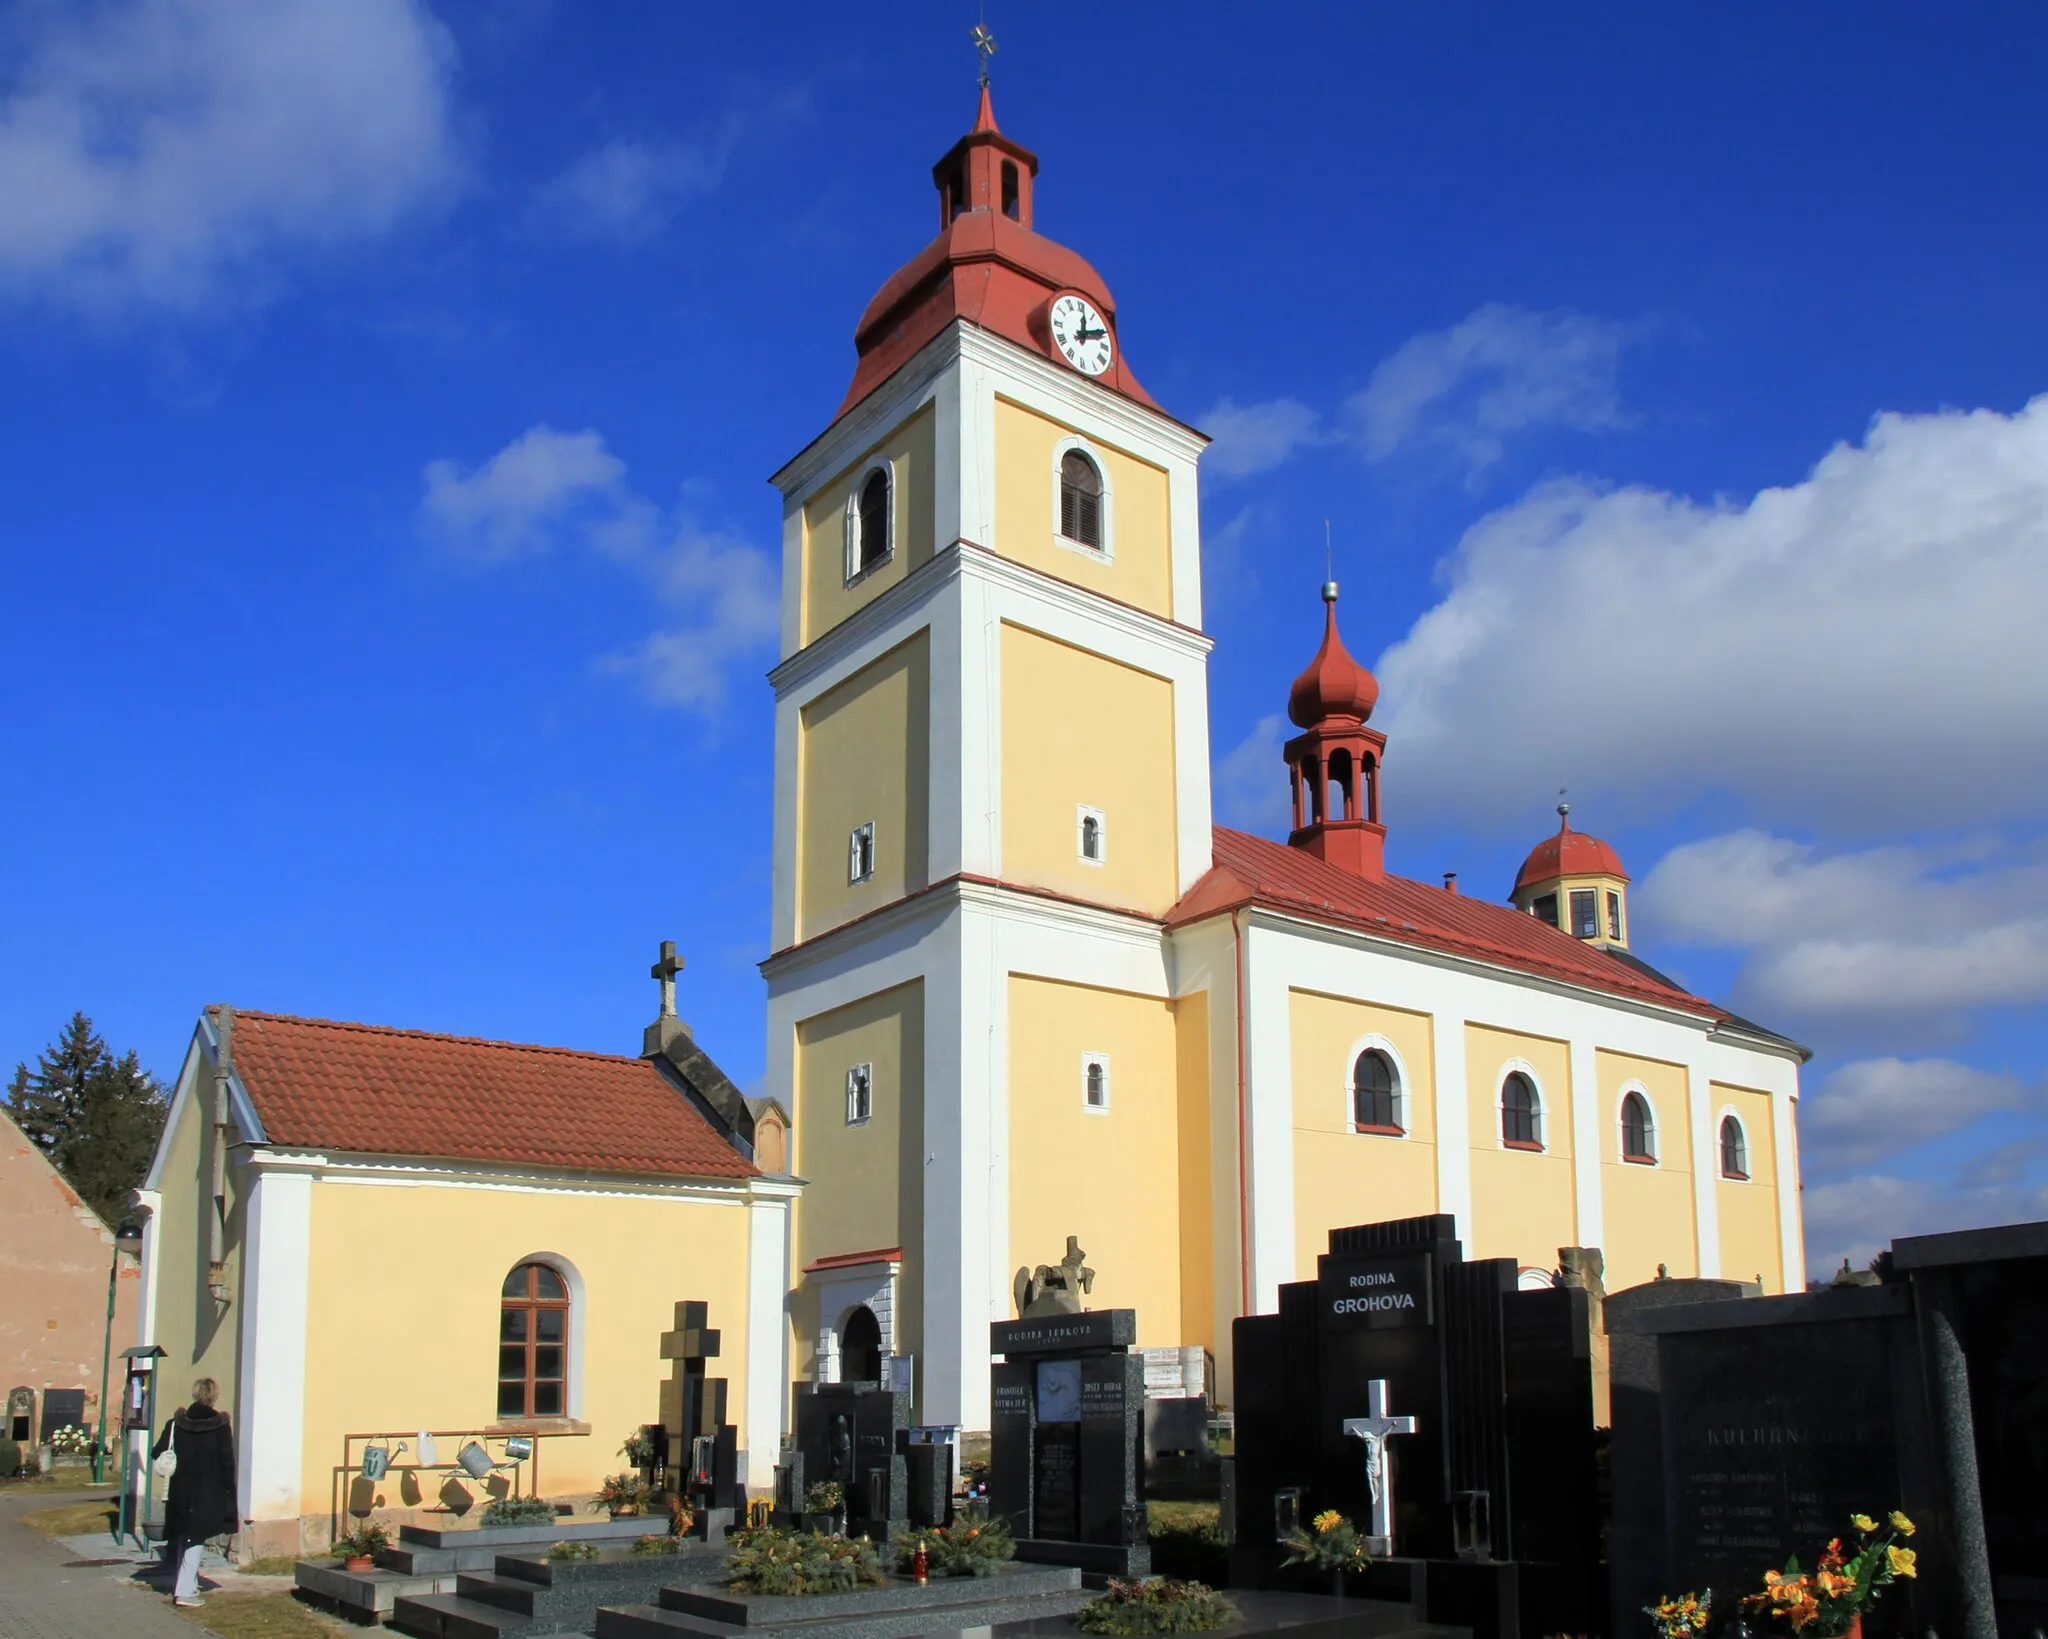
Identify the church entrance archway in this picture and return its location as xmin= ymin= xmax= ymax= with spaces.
xmin=840 ymin=1305 xmax=882 ymax=1385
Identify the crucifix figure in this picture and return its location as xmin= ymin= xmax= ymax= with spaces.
xmin=651 ymin=940 xmax=684 ymax=1018
xmin=1341 ymin=1379 xmax=1418 ymax=1554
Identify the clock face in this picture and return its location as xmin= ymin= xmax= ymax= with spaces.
xmin=1049 ymin=294 xmax=1114 ymax=377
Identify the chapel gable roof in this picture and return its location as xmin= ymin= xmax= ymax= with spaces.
xmin=212 ymin=1008 xmax=757 ymax=1181
xmin=1169 ymin=828 xmax=1728 ymax=1020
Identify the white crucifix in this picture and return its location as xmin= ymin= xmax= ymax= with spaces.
xmin=1341 ymin=1379 xmax=1418 ymax=1554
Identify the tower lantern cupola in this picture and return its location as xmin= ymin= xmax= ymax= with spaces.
xmin=933 ymin=86 xmax=1037 ymax=230
xmin=1283 ymin=582 xmax=1387 ymax=881
xmin=1512 ymin=803 xmax=1632 ymax=947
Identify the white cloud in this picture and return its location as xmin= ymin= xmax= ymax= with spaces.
xmin=419 ymin=425 xmax=778 ymax=715
xmin=1798 ymin=1056 xmax=2029 ymax=1172
xmin=420 ymin=426 xmax=626 ymax=561
xmin=0 ymin=0 xmax=459 ymax=311
xmin=1633 ymin=829 xmax=2048 ymax=1033
xmin=1342 ymin=302 xmax=1632 ymax=477
xmin=1375 ymin=396 xmax=2048 ymax=835
xmin=535 ymin=90 xmax=808 ymax=242
xmin=1200 ymin=396 xmax=1324 ymax=480
xmin=1214 ymin=713 xmax=1291 ymax=834
xmin=1804 ymin=1165 xmax=2048 ymax=1275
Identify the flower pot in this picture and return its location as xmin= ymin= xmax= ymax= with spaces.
xmin=802 ymin=1511 xmax=839 ymax=1534
xmin=344 ymin=1556 xmax=373 ymax=1572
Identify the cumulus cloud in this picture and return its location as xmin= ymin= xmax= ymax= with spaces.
xmin=1201 ymin=396 xmax=1324 ymax=480
xmin=419 ymin=425 xmax=778 ymax=715
xmin=1805 ymin=1164 xmax=2048 ymax=1274
xmin=1374 ymin=396 xmax=2048 ymax=835
xmin=1798 ymin=1056 xmax=2030 ymax=1172
xmin=0 ymin=0 xmax=459 ymax=311
xmin=535 ymin=90 xmax=808 ymax=242
xmin=1632 ymin=829 xmax=2048 ymax=1036
xmin=1342 ymin=302 xmax=1632 ymax=477
xmin=1214 ymin=712 xmax=1291 ymax=834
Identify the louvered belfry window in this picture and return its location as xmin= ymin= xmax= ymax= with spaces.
xmin=499 ymin=1262 xmax=569 ymax=1418
xmin=1059 ymin=452 xmax=1102 ymax=549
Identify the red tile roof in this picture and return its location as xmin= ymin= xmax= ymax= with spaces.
xmin=216 ymin=1009 xmax=756 ymax=1180
xmin=1169 ymin=829 xmax=1724 ymax=1020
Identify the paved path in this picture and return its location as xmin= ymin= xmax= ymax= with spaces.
xmin=0 ymin=1485 xmax=199 ymax=1639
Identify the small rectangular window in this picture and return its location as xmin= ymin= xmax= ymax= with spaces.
xmin=1077 ymin=805 xmax=1105 ymax=864
xmin=849 ymin=822 xmax=875 ymax=885
xmin=1606 ymin=891 xmax=1622 ymax=940
xmin=1531 ymin=893 xmax=1558 ymax=928
xmin=1570 ymin=888 xmax=1598 ymax=938
xmin=1082 ymin=1052 xmax=1110 ymax=1113
xmin=845 ymin=1063 xmax=873 ymax=1125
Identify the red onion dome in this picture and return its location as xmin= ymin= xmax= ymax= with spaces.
xmin=1287 ymin=583 xmax=1379 ymax=728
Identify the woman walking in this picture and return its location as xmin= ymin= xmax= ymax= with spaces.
xmin=151 ymin=1377 xmax=237 ymax=1608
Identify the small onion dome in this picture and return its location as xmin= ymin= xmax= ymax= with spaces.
xmin=1514 ymin=808 xmax=1630 ymax=895
xmin=1287 ymin=582 xmax=1380 ymax=728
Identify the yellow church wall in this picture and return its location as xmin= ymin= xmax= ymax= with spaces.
xmin=790 ymin=981 xmax=926 ymax=1375
xmin=998 ymin=623 xmax=1177 ymax=913
xmin=1173 ymin=992 xmax=1215 ymax=1359
xmin=298 ymin=1177 xmax=754 ymax=1524
xmin=796 ymin=632 xmax=930 ymax=942
xmin=1007 ymin=975 xmax=1182 ymax=1344
xmin=1464 ymin=1025 xmax=1578 ymax=1271
xmin=1594 ymin=1050 xmax=1698 ymax=1290
xmin=1713 ymin=1082 xmax=1784 ymax=1291
xmin=799 ymin=404 xmax=936 ymax=647
xmin=149 ymin=1084 xmax=248 ymax=1410
xmin=1287 ymin=990 xmax=1438 ymax=1279
xmin=991 ymin=397 xmax=1173 ymax=619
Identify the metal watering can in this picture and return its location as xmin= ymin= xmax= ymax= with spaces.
xmin=455 ymin=1437 xmax=533 ymax=1481
xmin=360 ymin=1440 xmax=408 ymax=1482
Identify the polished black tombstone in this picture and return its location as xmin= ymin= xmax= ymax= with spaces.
xmin=1233 ymin=1215 xmax=1602 ymax=1639
xmin=789 ymin=1382 xmax=911 ymax=1540
xmin=989 ymin=1309 xmax=1149 ymax=1577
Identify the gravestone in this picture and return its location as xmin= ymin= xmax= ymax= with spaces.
xmin=7 ymin=1387 xmax=34 ymax=1443
xmin=658 ymin=1301 xmax=743 ymax=1533
xmin=990 ymin=1237 xmax=1148 ymax=1578
xmin=789 ymin=1381 xmax=911 ymax=1539
xmin=1232 ymin=1214 xmax=1602 ymax=1639
xmin=38 ymin=1388 xmax=86 ymax=1442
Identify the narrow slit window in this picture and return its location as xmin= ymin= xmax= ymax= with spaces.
xmin=1077 ymin=805 xmax=1105 ymax=864
xmin=1059 ymin=451 xmax=1103 ymax=550
xmin=849 ymin=822 xmax=876 ymax=884
xmin=845 ymin=1063 xmax=873 ymax=1126
xmin=1082 ymin=1054 xmax=1110 ymax=1112
xmin=1606 ymin=891 xmax=1623 ymax=940
xmin=1720 ymin=1115 xmax=1749 ymax=1180
xmin=1001 ymin=160 xmax=1020 ymax=219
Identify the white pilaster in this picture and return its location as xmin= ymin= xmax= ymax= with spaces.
xmin=1430 ymin=1012 xmax=1472 ymax=1246
xmin=236 ymin=1166 xmax=312 ymax=1527
xmin=1688 ymin=1063 xmax=1722 ymax=1276
xmin=1568 ymin=1038 xmax=1604 ymax=1254
xmin=744 ymin=1193 xmax=794 ymax=1465
xmin=1240 ymin=927 xmax=1297 ymax=1312
xmin=1773 ymin=1089 xmax=1805 ymax=1290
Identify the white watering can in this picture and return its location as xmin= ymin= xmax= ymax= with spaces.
xmin=361 ymin=1440 xmax=407 ymax=1482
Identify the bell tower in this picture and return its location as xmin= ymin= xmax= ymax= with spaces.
xmin=760 ymin=86 xmax=1213 ymax=1430
xmin=1284 ymin=581 xmax=1386 ymax=880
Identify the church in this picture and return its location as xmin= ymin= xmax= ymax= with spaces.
xmin=131 ymin=87 xmax=1806 ymax=1552
xmin=761 ymin=87 xmax=1808 ymax=1433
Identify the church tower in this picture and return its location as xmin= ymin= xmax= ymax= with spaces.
xmin=760 ymin=90 xmax=1213 ymax=1428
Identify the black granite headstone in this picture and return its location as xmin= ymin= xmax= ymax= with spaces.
xmin=790 ymin=1382 xmax=911 ymax=1539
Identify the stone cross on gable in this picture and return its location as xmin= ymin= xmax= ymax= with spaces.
xmin=651 ymin=941 xmax=685 ymax=1018
xmin=1341 ymin=1379 xmax=1418 ymax=1553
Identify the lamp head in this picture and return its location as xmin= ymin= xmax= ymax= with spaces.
xmin=115 ymin=1221 xmax=143 ymax=1245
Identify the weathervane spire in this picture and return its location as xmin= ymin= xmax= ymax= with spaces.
xmin=971 ymin=7 xmax=997 ymax=89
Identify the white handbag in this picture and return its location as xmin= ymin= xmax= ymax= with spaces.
xmin=152 ymin=1426 xmax=178 ymax=1479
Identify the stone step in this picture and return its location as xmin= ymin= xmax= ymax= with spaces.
xmin=391 ymin=1592 xmax=526 ymax=1639
xmin=657 ymin=1565 xmax=1083 ymax=1626
xmin=385 ymin=1517 xmax=657 ymax=1575
xmin=294 ymin=1557 xmax=460 ymax=1622
xmin=455 ymin=1571 xmax=541 ymax=1616
xmin=594 ymin=1587 xmax=1091 ymax=1639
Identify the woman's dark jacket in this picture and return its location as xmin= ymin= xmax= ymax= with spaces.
xmin=152 ymin=1405 xmax=238 ymax=1542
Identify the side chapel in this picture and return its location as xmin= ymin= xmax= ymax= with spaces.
xmin=763 ymin=88 xmax=1809 ymax=1433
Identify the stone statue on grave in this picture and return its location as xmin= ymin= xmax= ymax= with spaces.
xmin=1013 ymin=1235 xmax=1097 ymax=1319
xmin=829 ymin=1414 xmax=852 ymax=1485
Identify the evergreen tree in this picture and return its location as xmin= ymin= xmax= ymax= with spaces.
xmin=7 ymin=1013 xmax=167 ymax=1225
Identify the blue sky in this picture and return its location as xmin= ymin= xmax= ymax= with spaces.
xmin=3 ymin=1 xmax=2045 ymax=1273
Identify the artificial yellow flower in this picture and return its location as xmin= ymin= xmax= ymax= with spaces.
xmin=1889 ymin=1510 xmax=1915 ymax=1536
xmin=1849 ymin=1513 xmax=1876 ymax=1533
xmin=1887 ymin=1545 xmax=1917 ymax=1578
xmin=1311 ymin=1510 xmax=1343 ymax=1533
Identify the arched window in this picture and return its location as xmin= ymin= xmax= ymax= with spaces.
xmin=1082 ymin=1052 xmax=1110 ymax=1112
xmin=1351 ymin=1049 xmax=1401 ymax=1133
xmin=1621 ymin=1090 xmax=1656 ymax=1163
xmin=1059 ymin=451 xmax=1103 ymax=550
xmin=499 ymin=1262 xmax=569 ymax=1418
xmin=847 ymin=466 xmax=891 ymax=581
xmin=840 ymin=1305 xmax=882 ymax=1385
xmin=1078 ymin=806 xmax=1105 ymax=863
xmin=1720 ymin=1115 xmax=1749 ymax=1180
xmin=1501 ymin=1071 xmax=1542 ymax=1150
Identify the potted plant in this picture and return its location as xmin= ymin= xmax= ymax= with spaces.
xmin=598 ymin=1473 xmax=649 ymax=1518
xmin=333 ymin=1522 xmax=390 ymax=1572
xmin=1279 ymin=1507 xmax=1372 ymax=1595
xmin=621 ymin=1427 xmax=661 ymax=1476
xmin=1741 ymin=1510 xmax=1917 ymax=1639
xmin=801 ymin=1479 xmax=843 ymax=1534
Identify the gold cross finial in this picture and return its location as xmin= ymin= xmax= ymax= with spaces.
xmin=971 ymin=20 xmax=997 ymax=87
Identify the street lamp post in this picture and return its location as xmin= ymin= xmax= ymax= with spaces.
xmin=94 ymin=1222 xmax=143 ymax=1485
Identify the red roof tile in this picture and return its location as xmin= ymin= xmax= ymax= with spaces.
xmin=1169 ymin=829 xmax=1723 ymax=1020
xmin=216 ymin=1009 xmax=756 ymax=1180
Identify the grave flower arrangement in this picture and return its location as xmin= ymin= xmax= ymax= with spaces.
xmin=1644 ymin=1588 xmax=1712 ymax=1639
xmin=1741 ymin=1510 xmax=1917 ymax=1637
xmin=725 ymin=1524 xmax=886 ymax=1595
xmin=48 ymin=1424 xmax=96 ymax=1458
xmin=620 ymin=1427 xmax=661 ymax=1468
xmin=481 ymin=1494 xmax=559 ymax=1527
xmin=598 ymin=1472 xmax=649 ymax=1516
xmin=803 ymin=1479 xmax=844 ymax=1513
xmin=548 ymin=1540 xmax=601 ymax=1561
xmin=890 ymin=1505 xmax=1016 ymax=1577
xmin=633 ymin=1533 xmax=683 ymax=1556
xmin=1076 ymin=1577 xmax=1237 ymax=1635
xmin=1279 ymin=1508 xmax=1372 ymax=1572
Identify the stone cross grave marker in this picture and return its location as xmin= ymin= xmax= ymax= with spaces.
xmin=1341 ymin=1378 xmax=1417 ymax=1555
xmin=659 ymin=1299 xmax=740 ymax=1528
